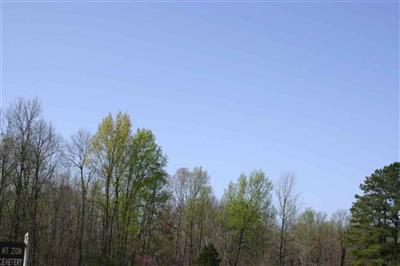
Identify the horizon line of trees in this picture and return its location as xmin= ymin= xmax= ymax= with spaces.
xmin=0 ymin=97 xmax=398 ymax=266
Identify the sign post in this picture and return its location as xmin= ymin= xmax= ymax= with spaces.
xmin=23 ymin=233 xmax=29 ymax=266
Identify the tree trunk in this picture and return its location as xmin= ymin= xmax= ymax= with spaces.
xmin=234 ymin=227 xmax=245 ymax=266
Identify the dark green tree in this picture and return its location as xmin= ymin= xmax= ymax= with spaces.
xmin=347 ymin=162 xmax=400 ymax=266
xmin=196 ymin=244 xmax=221 ymax=266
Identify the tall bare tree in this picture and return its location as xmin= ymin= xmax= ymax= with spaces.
xmin=332 ymin=209 xmax=349 ymax=266
xmin=276 ymin=173 xmax=298 ymax=266
xmin=7 ymin=98 xmax=42 ymax=242
xmin=0 ymin=111 xmax=13 ymax=231
xmin=65 ymin=129 xmax=94 ymax=266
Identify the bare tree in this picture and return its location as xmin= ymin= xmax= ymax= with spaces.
xmin=332 ymin=209 xmax=349 ymax=266
xmin=29 ymin=119 xmax=60 ymax=265
xmin=6 ymin=98 xmax=42 ymax=242
xmin=0 ymin=111 xmax=13 ymax=230
xmin=170 ymin=168 xmax=190 ymax=264
xmin=276 ymin=173 xmax=298 ymax=266
xmin=65 ymin=129 xmax=94 ymax=266
xmin=4 ymin=98 xmax=60 ymax=264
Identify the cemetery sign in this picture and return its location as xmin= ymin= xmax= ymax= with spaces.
xmin=0 ymin=242 xmax=25 ymax=266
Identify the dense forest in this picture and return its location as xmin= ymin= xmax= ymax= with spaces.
xmin=0 ymin=98 xmax=398 ymax=266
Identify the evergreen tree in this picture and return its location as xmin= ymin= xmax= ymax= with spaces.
xmin=347 ymin=162 xmax=400 ymax=265
xmin=196 ymin=244 xmax=221 ymax=266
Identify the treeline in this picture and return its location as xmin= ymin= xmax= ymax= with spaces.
xmin=0 ymin=98 xmax=398 ymax=266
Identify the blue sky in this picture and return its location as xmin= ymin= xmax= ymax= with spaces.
xmin=2 ymin=2 xmax=398 ymax=214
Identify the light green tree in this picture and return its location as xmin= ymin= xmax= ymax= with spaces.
xmin=92 ymin=112 xmax=131 ymax=263
xmin=219 ymin=170 xmax=273 ymax=266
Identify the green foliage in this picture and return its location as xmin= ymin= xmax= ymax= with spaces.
xmin=220 ymin=170 xmax=273 ymax=231
xmin=90 ymin=113 xmax=169 ymax=264
xmin=219 ymin=170 xmax=274 ymax=265
xmin=347 ymin=162 xmax=400 ymax=265
xmin=196 ymin=244 xmax=221 ymax=266
xmin=92 ymin=112 xmax=132 ymax=187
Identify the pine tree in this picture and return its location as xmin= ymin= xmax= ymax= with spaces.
xmin=196 ymin=244 xmax=221 ymax=266
xmin=347 ymin=162 xmax=400 ymax=265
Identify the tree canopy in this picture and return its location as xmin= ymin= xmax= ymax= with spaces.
xmin=0 ymin=98 xmax=397 ymax=266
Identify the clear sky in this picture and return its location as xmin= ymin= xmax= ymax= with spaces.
xmin=2 ymin=1 xmax=398 ymax=214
